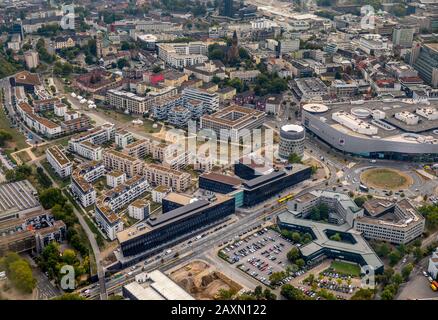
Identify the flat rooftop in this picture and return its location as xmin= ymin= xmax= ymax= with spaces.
xmin=0 ymin=180 xmax=40 ymax=216
xmin=277 ymin=211 xmax=383 ymax=271
xmin=303 ymin=99 xmax=438 ymax=142
xmin=117 ymin=194 xmax=231 ymax=243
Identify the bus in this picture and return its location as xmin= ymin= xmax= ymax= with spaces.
xmin=278 ymin=193 xmax=294 ymax=204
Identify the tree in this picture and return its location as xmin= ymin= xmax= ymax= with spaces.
xmin=117 ymin=58 xmax=129 ymax=70
xmin=53 ymin=293 xmax=86 ymax=300
xmin=39 ymin=188 xmax=66 ymax=209
xmin=287 ymin=247 xmax=300 ymax=262
xmin=375 ymin=242 xmax=390 ymax=258
xmin=388 ymin=250 xmax=402 ymax=267
xmin=354 ymin=196 xmax=367 ymax=208
xmin=329 ymin=233 xmax=342 ymax=242
xmin=215 ymin=288 xmax=237 ymax=300
xmin=350 ymin=288 xmax=375 ymax=300
xmin=152 ymin=65 xmax=162 ymax=74
xmin=269 ymin=271 xmax=286 ymax=286
xmin=401 ymin=263 xmax=413 ymax=281
xmin=288 ymin=153 xmax=302 ymax=164
xmin=1 ymin=253 xmax=36 ymax=294
xmin=0 ymin=129 xmax=12 ymax=146
xmin=263 ymin=288 xmax=276 ymax=300
xmin=281 ymin=284 xmax=307 ymax=300
xmin=292 ymin=232 xmax=301 ymax=243
xmin=295 ymin=258 xmax=305 ymax=269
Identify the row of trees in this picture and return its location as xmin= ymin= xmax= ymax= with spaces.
xmin=0 ymin=129 xmax=12 ymax=147
xmin=280 ymin=228 xmax=313 ymax=245
xmin=216 ymin=285 xmax=276 ymax=300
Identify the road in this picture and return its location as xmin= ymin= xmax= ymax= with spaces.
xmin=80 ymin=166 xmax=335 ymax=299
xmin=33 ymin=156 xmax=108 ymax=300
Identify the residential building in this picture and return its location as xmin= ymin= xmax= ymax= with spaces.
xmin=151 ymin=186 xmax=171 ymax=204
xmin=143 ymin=163 xmax=191 ymax=192
xmin=103 ymin=149 xmax=144 ymax=177
xmin=24 ymin=51 xmax=39 ymax=69
xmin=167 ymin=105 xmax=191 ymax=127
xmin=71 ymin=161 xmax=105 ymax=207
xmin=128 ymin=199 xmax=150 ymax=221
xmin=106 ymin=171 xmax=126 ymax=188
xmin=115 ymin=130 xmax=134 ymax=149
xmin=182 ymin=87 xmax=219 ymax=113
xmin=45 ymin=146 xmax=72 ymax=179
xmin=157 ymin=42 xmax=208 ymax=68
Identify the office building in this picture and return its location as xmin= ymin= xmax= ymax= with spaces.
xmin=392 ymin=25 xmax=415 ymax=48
xmin=199 ymin=157 xmax=312 ymax=208
xmin=0 ymin=180 xmax=41 ymax=223
xmin=200 ymin=105 xmax=266 ymax=141
xmin=46 ymin=146 xmax=72 ymax=179
xmin=354 ymin=199 xmax=425 ymax=244
xmin=117 ymin=194 xmax=235 ymax=264
xmin=277 ymin=211 xmax=384 ymax=274
xmin=278 ymin=124 xmax=305 ymax=159
xmin=428 ymin=248 xmax=438 ymax=279
xmin=410 ymin=43 xmax=438 ymax=88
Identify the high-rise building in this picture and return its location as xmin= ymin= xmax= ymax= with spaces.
xmin=410 ymin=43 xmax=438 ymax=88
xmin=224 ymin=0 xmax=234 ymax=18
xmin=24 ymin=51 xmax=39 ymax=69
xmin=392 ymin=25 xmax=415 ymax=48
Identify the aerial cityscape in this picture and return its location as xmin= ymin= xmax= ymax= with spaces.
xmin=1 ymin=0 xmax=438 ymax=304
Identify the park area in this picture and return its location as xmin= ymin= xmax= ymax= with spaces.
xmin=328 ymin=261 xmax=361 ymax=277
xmin=360 ymin=168 xmax=413 ymax=190
xmin=0 ymin=107 xmax=29 ymax=152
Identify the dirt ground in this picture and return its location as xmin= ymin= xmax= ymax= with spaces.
xmin=361 ymin=168 xmax=413 ymax=190
xmin=0 ymin=279 xmax=35 ymax=300
xmin=170 ymin=260 xmax=242 ymax=300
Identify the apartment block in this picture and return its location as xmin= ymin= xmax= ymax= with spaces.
xmin=71 ymin=161 xmax=105 ymax=207
xmin=143 ymin=163 xmax=191 ymax=192
xmin=103 ymin=149 xmax=144 ymax=177
xmin=46 ymin=146 xmax=72 ymax=179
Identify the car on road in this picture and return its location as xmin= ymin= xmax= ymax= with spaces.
xmin=423 ymin=271 xmax=429 ymax=277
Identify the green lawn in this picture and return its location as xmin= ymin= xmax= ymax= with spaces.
xmin=329 ymin=261 xmax=361 ymax=277
xmin=40 ymin=159 xmax=70 ymax=188
xmin=0 ymin=107 xmax=29 ymax=151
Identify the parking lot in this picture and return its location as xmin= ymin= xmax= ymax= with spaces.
xmin=220 ymin=228 xmax=301 ymax=287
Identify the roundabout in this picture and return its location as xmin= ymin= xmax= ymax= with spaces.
xmin=360 ymin=167 xmax=413 ymax=190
